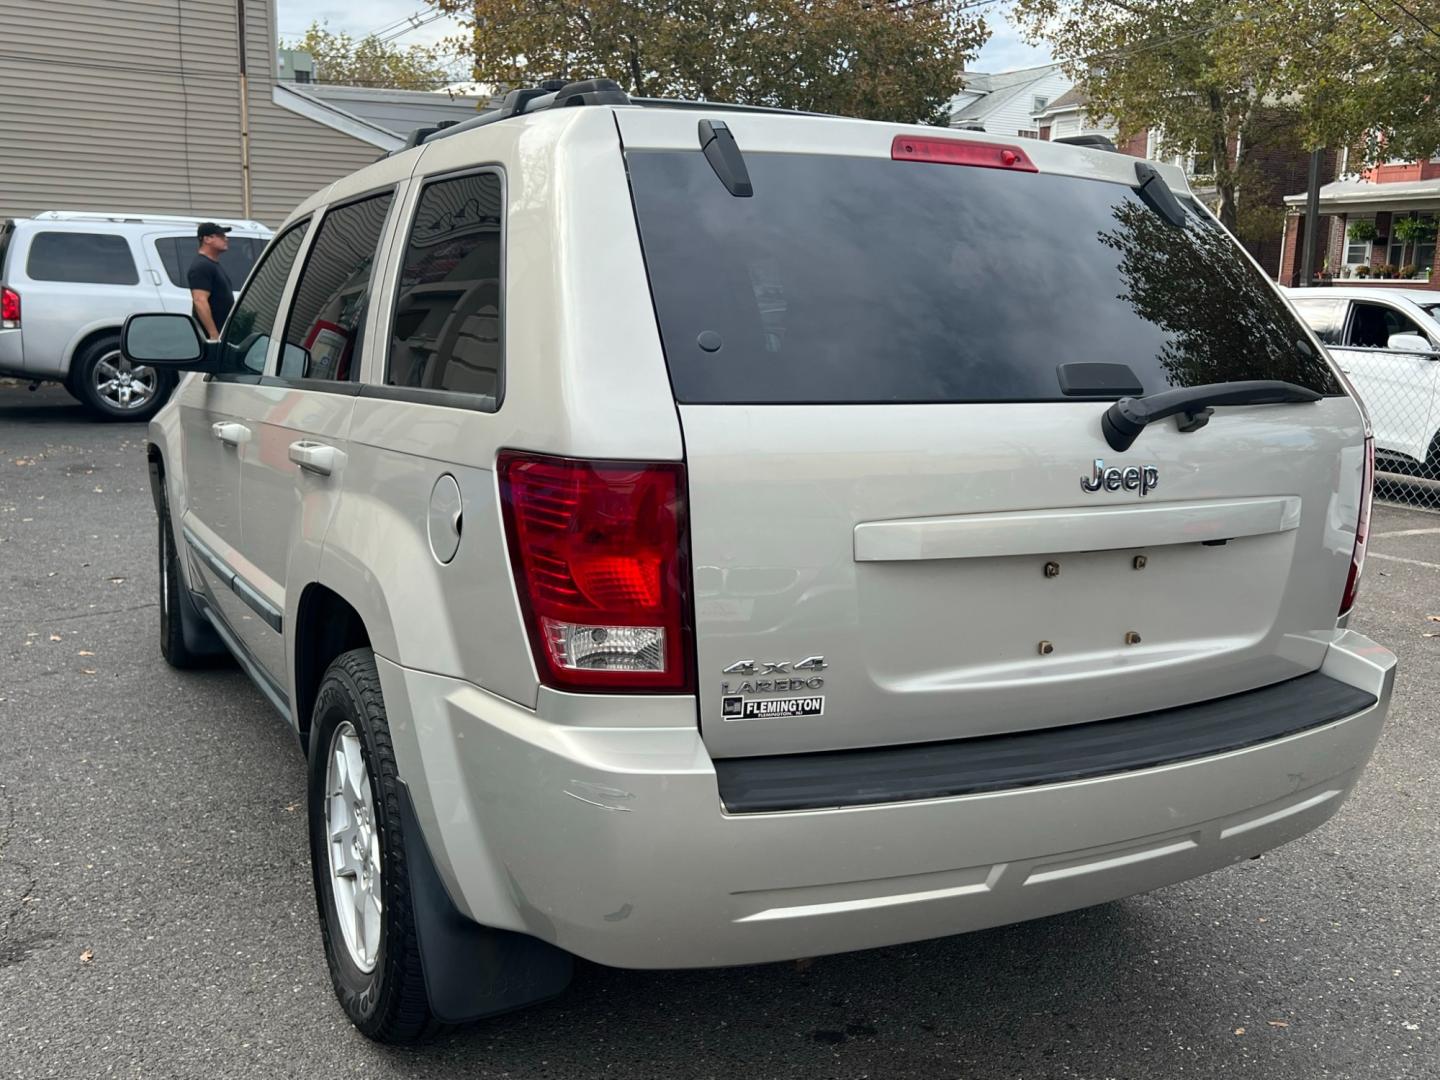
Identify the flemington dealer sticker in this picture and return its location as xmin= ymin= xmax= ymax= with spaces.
xmin=722 ymin=695 xmax=825 ymax=721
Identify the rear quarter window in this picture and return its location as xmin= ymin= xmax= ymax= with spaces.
xmin=25 ymin=231 xmax=140 ymax=286
xmin=627 ymin=151 xmax=1338 ymax=404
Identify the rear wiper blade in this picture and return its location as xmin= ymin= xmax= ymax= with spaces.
xmin=1101 ymin=380 xmax=1322 ymax=452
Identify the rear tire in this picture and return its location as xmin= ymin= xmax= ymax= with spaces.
xmin=309 ymin=648 xmax=447 ymax=1044
xmin=71 ymin=334 xmax=173 ymax=421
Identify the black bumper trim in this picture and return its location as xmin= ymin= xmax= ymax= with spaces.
xmin=715 ymin=672 xmax=1377 ymax=814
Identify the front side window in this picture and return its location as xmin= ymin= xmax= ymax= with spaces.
xmin=1290 ymin=297 xmax=1346 ymax=345
xmin=155 ymin=236 xmax=264 ymax=291
xmin=26 ymin=232 xmax=139 ymax=285
xmin=219 ymin=224 xmax=310 ymax=374
xmin=386 ymin=171 xmax=503 ymax=407
xmin=1345 ymin=302 xmax=1424 ymax=349
xmin=279 ymin=193 xmax=394 ymax=382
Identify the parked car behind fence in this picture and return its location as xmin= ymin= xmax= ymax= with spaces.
xmin=0 ymin=211 xmax=272 ymax=420
xmin=1287 ymin=286 xmax=1440 ymax=511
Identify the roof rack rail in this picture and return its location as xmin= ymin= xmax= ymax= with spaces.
xmin=1053 ymin=134 xmax=1118 ymax=152
xmin=416 ymin=78 xmax=632 ymax=147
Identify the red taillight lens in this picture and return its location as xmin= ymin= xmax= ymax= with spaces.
xmin=0 ymin=287 xmax=19 ymax=328
xmin=1339 ymin=435 xmax=1374 ymax=618
xmin=498 ymin=451 xmax=693 ymax=693
xmin=891 ymin=135 xmax=1038 ymax=172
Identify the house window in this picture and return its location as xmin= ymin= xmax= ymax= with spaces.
xmin=1032 ymin=95 xmax=1048 ymax=114
xmin=1017 ymin=129 xmax=1039 ymax=139
xmin=1388 ymin=213 xmax=1436 ymax=274
xmin=1347 ymin=235 xmax=1373 ymax=266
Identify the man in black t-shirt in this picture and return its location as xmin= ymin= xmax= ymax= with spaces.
xmin=187 ymin=222 xmax=234 ymax=339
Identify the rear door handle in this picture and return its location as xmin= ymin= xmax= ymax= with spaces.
xmin=212 ymin=422 xmax=249 ymax=447
xmin=289 ymin=441 xmax=339 ymax=476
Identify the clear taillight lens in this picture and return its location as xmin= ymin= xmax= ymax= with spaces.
xmin=1339 ymin=435 xmax=1374 ymax=619
xmin=498 ymin=451 xmax=693 ymax=693
xmin=0 ymin=287 xmax=19 ymax=328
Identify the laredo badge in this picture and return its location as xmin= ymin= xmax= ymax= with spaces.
xmin=722 ymin=694 xmax=825 ymax=721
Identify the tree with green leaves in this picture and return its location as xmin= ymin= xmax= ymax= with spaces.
xmin=1011 ymin=0 xmax=1440 ymax=234
xmin=433 ymin=0 xmax=990 ymax=125
xmin=282 ymin=22 xmax=456 ymax=90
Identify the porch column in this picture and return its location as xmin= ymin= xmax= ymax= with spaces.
xmin=1280 ymin=213 xmax=1303 ymax=286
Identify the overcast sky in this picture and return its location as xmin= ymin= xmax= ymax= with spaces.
xmin=276 ymin=1 xmax=1054 ymax=74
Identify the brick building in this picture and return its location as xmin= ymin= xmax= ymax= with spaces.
xmin=1280 ymin=160 xmax=1440 ymax=291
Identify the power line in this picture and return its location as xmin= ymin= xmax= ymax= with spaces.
xmin=1381 ymin=0 xmax=1440 ymax=44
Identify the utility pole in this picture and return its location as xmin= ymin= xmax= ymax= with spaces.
xmin=1298 ymin=147 xmax=1323 ymax=286
xmin=236 ymin=0 xmax=253 ymax=218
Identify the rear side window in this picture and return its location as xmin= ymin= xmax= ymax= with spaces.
xmin=220 ymin=224 xmax=310 ymax=374
xmin=279 ymin=192 xmax=394 ymax=382
xmin=386 ymin=171 xmax=503 ymax=407
xmin=1290 ymin=297 xmax=1346 ymax=344
xmin=155 ymin=236 xmax=264 ymax=291
xmin=0 ymin=221 xmax=14 ymax=276
xmin=627 ymin=152 xmax=1338 ymax=403
xmin=25 ymin=232 xmax=139 ymax=286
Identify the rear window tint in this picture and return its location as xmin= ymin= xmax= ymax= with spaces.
xmin=155 ymin=236 xmax=264 ymax=291
xmin=627 ymin=152 xmax=1338 ymax=404
xmin=25 ymin=231 xmax=139 ymax=286
xmin=386 ymin=171 xmax=503 ymax=406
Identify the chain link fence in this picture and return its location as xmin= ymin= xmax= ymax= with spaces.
xmin=1346 ymin=365 xmax=1440 ymax=512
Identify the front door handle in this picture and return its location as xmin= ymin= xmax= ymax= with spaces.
xmin=212 ymin=422 xmax=249 ymax=447
xmin=289 ymin=441 xmax=339 ymax=476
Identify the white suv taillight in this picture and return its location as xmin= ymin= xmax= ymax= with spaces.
xmin=0 ymin=286 xmax=19 ymax=329
xmin=498 ymin=451 xmax=694 ymax=693
xmin=1339 ymin=435 xmax=1374 ymax=619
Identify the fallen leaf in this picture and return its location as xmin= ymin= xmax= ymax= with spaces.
xmin=79 ymin=949 xmax=93 ymax=964
xmin=1268 ymin=1020 xmax=1289 ymax=1028
xmin=1424 ymin=632 xmax=1440 ymax=638
xmin=1428 ymin=615 xmax=1440 ymax=622
xmin=48 ymin=633 xmax=61 ymax=642
xmin=78 ymin=650 xmax=94 ymax=656
xmin=108 ymin=577 xmax=125 ymax=585
xmin=282 ymin=801 xmax=301 ymax=813
xmin=81 ymin=669 xmax=97 ymax=675
xmin=1234 ymin=1028 xmax=1246 ymax=1036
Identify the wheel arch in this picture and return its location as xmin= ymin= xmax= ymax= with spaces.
xmin=292 ymin=583 xmax=374 ymax=749
xmin=63 ymin=321 xmax=125 ymax=380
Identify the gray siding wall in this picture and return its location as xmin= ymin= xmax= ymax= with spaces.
xmin=0 ymin=0 xmax=383 ymax=226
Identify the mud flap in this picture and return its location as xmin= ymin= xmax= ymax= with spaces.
xmin=398 ymin=783 xmax=574 ymax=1023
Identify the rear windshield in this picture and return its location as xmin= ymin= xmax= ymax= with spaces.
xmin=627 ymin=151 xmax=1339 ymax=404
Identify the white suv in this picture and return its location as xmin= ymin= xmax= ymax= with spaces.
xmin=0 ymin=211 xmax=271 ymax=419
xmin=125 ymin=81 xmax=1395 ymax=1044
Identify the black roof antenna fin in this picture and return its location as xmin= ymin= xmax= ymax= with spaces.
xmin=698 ymin=119 xmax=753 ymax=197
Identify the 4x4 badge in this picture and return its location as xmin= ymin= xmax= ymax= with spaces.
xmin=1081 ymin=459 xmax=1159 ymax=497
xmin=721 ymin=656 xmax=827 ymax=675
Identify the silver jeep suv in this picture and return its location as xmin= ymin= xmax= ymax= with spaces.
xmin=126 ymin=80 xmax=1395 ymax=1044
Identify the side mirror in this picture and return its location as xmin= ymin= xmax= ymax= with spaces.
xmin=122 ymin=313 xmax=210 ymax=367
xmin=1386 ymin=332 xmax=1436 ymax=355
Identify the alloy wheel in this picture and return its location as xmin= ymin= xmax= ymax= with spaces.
xmin=325 ymin=721 xmax=383 ymax=973
xmin=93 ymin=349 xmax=159 ymax=411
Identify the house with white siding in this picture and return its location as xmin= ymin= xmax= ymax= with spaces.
xmin=947 ymin=64 xmax=1071 ymax=138
xmin=0 ymin=0 xmax=409 ymax=226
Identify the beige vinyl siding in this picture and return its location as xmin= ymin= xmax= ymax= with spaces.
xmin=0 ymin=0 xmax=385 ymax=226
xmin=0 ymin=0 xmax=245 ymax=219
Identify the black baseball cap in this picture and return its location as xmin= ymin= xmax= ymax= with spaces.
xmin=196 ymin=222 xmax=232 ymax=239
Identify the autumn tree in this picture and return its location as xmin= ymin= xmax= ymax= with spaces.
xmin=434 ymin=0 xmax=990 ymax=125
xmin=1011 ymin=0 xmax=1440 ymax=234
xmin=282 ymin=22 xmax=456 ymax=90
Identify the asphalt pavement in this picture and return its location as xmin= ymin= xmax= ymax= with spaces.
xmin=1 ymin=382 xmax=1436 ymax=1079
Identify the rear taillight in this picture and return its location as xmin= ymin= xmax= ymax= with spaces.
xmin=1339 ymin=435 xmax=1374 ymax=619
xmin=0 ymin=287 xmax=18 ymax=328
xmin=498 ymin=451 xmax=694 ymax=693
xmin=891 ymin=135 xmax=1038 ymax=172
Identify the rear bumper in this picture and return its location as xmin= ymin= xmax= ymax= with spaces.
xmin=0 ymin=328 xmax=22 ymax=377
xmin=380 ymin=631 xmax=1395 ymax=970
